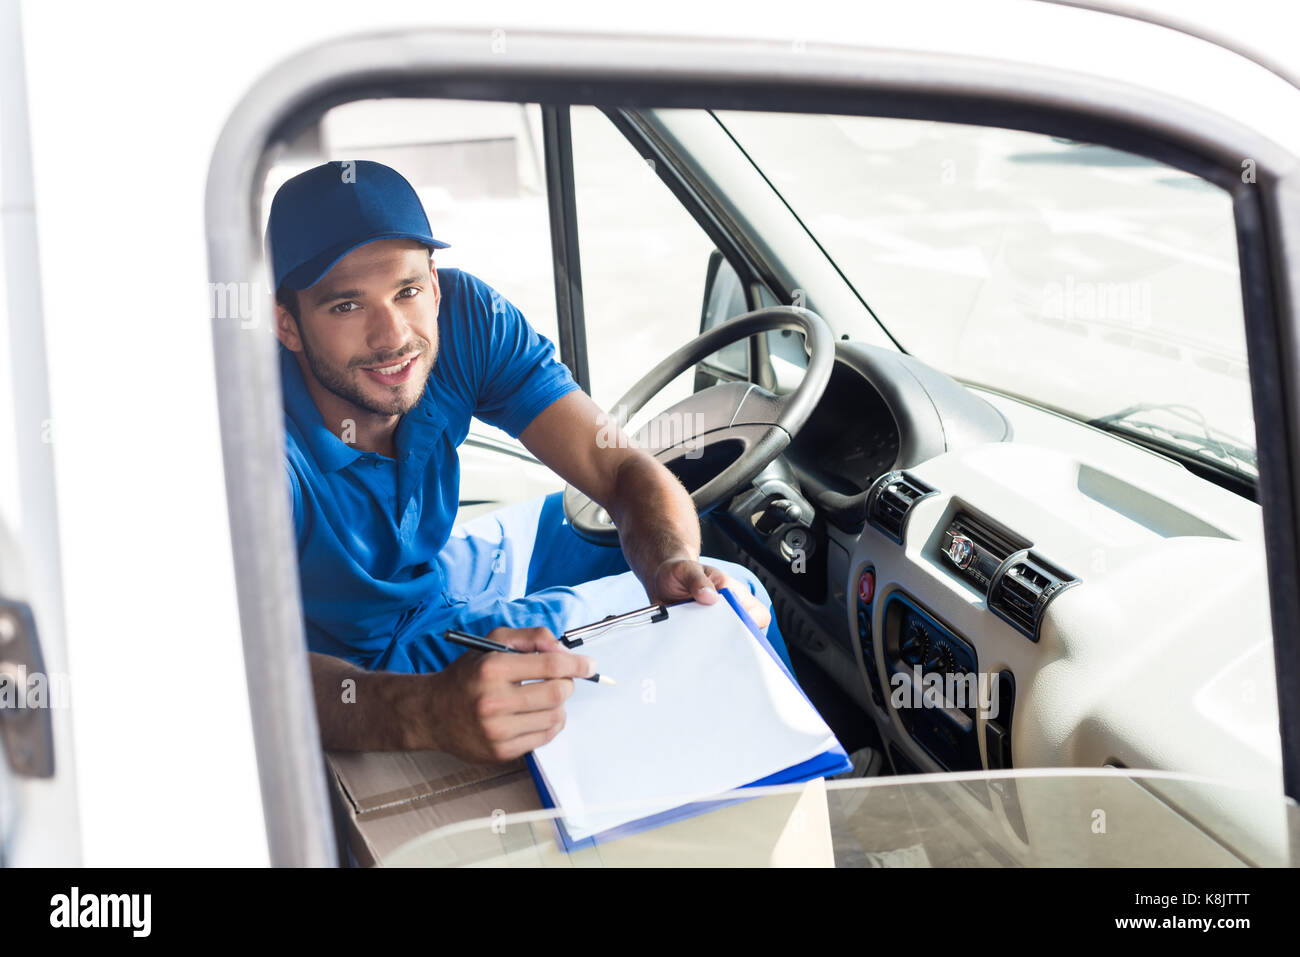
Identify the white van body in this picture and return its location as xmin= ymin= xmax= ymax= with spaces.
xmin=1 ymin=0 xmax=1298 ymax=866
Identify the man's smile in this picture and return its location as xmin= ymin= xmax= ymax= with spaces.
xmin=360 ymin=352 xmax=420 ymax=385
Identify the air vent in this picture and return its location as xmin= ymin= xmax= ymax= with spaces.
xmin=867 ymin=471 xmax=935 ymax=544
xmin=988 ymin=553 xmax=1078 ymax=641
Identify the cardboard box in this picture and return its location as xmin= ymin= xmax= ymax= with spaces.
xmin=326 ymin=747 xmax=835 ymax=867
xmin=325 ymin=749 xmax=542 ymax=867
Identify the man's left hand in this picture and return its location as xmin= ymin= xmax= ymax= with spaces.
xmin=651 ymin=558 xmax=772 ymax=630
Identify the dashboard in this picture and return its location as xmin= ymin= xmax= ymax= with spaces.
xmin=713 ymin=341 xmax=1285 ymax=863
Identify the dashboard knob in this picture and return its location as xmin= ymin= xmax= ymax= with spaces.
xmin=899 ymin=620 xmax=929 ymax=668
xmin=947 ymin=533 xmax=974 ymax=569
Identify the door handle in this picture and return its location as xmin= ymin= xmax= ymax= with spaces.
xmin=0 ymin=599 xmax=55 ymax=777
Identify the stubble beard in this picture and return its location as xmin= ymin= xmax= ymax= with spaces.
xmin=300 ymin=334 xmax=436 ymax=417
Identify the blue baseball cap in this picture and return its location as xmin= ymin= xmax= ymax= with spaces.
xmin=267 ymin=160 xmax=449 ymax=292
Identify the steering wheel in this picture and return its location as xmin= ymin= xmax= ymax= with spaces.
xmin=564 ymin=306 xmax=835 ymax=545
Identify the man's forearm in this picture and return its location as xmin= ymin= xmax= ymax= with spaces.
xmin=605 ymin=451 xmax=701 ymax=596
xmin=310 ymin=652 xmax=441 ymax=751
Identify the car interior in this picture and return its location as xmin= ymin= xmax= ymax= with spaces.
xmin=253 ymin=91 xmax=1286 ymax=864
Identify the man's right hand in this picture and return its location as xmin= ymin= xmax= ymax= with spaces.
xmin=430 ymin=626 xmax=596 ymax=764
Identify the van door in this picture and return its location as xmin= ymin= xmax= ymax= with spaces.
xmin=0 ymin=0 xmax=81 ymax=866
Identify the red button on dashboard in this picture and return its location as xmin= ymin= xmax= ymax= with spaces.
xmin=858 ymin=569 xmax=875 ymax=603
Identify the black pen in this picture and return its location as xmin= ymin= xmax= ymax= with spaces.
xmin=442 ymin=629 xmax=616 ymax=685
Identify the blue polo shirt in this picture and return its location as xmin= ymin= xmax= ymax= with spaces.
xmin=283 ymin=268 xmax=581 ymax=669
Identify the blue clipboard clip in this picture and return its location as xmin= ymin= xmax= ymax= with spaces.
xmin=560 ymin=602 xmax=670 ymax=648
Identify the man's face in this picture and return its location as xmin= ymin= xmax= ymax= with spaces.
xmin=278 ymin=239 xmax=440 ymax=418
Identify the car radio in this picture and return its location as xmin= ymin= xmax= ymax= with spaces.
xmin=938 ymin=510 xmax=1031 ymax=591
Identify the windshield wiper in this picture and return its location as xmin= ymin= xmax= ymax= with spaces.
xmin=1088 ymin=403 xmax=1257 ymax=479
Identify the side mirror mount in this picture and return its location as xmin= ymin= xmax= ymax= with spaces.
xmin=698 ymin=250 xmax=750 ymax=383
xmin=699 ymin=249 xmax=810 ymax=394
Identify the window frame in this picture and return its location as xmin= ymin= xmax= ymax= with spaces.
xmin=540 ymin=103 xmax=591 ymax=393
xmin=205 ymin=28 xmax=1300 ymax=864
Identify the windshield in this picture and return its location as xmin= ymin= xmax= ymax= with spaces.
xmin=713 ymin=111 xmax=1255 ymax=482
xmin=383 ymin=770 xmax=1297 ymax=867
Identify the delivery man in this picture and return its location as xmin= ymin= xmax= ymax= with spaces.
xmin=268 ymin=160 xmax=790 ymax=763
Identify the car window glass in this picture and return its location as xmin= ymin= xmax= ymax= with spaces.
xmin=570 ymin=106 xmax=717 ymax=416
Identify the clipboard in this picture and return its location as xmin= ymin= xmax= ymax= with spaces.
xmin=525 ymin=587 xmax=852 ymax=853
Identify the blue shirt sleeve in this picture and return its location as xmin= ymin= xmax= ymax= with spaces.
xmin=285 ymin=460 xmax=304 ymax=543
xmin=457 ymin=271 xmax=581 ymax=438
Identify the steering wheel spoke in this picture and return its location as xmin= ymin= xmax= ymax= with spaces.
xmin=624 ymin=380 xmax=755 ymax=449
xmin=564 ymin=306 xmax=834 ymax=544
